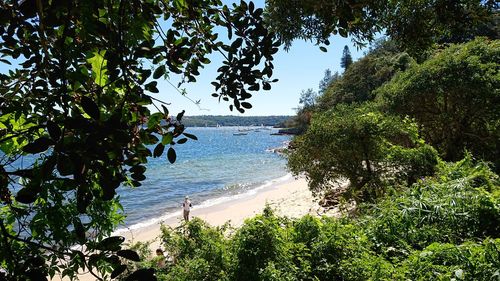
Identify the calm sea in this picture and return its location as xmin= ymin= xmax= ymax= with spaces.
xmin=117 ymin=127 xmax=291 ymax=230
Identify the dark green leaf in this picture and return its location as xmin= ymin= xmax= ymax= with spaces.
xmin=183 ymin=133 xmax=198 ymax=140
xmin=147 ymin=112 xmax=163 ymax=129
xmin=162 ymin=132 xmax=173 ymax=145
xmin=105 ymin=255 xmax=120 ymax=265
xmin=249 ymin=1 xmax=255 ymax=13
xmin=241 ymin=102 xmax=252 ymax=109
xmin=125 ymin=268 xmax=156 ymax=281
xmin=57 ymin=155 xmax=74 ymax=176
xmin=153 ymin=143 xmax=165 ymax=158
xmin=129 ymin=165 xmax=146 ymax=174
xmin=339 ymin=28 xmax=348 ymax=37
xmin=117 ymin=250 xmax=141 ymax=262
xmin=96 ymin=236 xmax=125 ymax=251
xmin=16 ymin=187 xmax=37 ymax=204
xmin=176 ymin=110 xmax=185 ymax=121
xmin=139 ymin=69 xmax=152 ymax=84
xmin=167 ymin=147 xmax=176 ymax=163
xmin=111 ymin=265 xmax=127 ymax=279
xmin=81 ymin=96 xmax=100 ymax=120
xmin=88 ymin=254 xmax=101 ymax=267
xmin=73 ymin=218 xmax=85 ymax=243
xmin=46 ymin=121 xmax=61 ymax=141
xmin=145 ymin=81 xmax=159 ymax=93
xmin=319 ymin=46 xmax=327 ymax=52
xmin=176 ymin=138 xmax=187 ymax=144
xmin=161 ymin=105 xmax=169 ymax=117
xmin=131 ymin=173 xmax=146 ymax=181
xmin=153 ymin=65 xmax=165 ymax=79
xmin=22 ymin=137 xmax=53 ymax=154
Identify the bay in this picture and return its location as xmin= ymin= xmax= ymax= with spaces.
xmin=117 ymin=127 xmax=291 ymax=230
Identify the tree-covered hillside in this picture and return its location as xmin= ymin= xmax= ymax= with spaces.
xmin=181 ymin=115 xmax=291 ymax=127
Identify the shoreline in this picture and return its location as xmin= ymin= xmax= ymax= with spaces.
xmin=120 ymin=175 xmax=337 ymax=249
xmin=113 ymin=173 xmax=293 ymax=236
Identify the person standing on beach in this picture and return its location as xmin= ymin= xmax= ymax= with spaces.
xmin=182 ymin=196 xmax=192 ymax=222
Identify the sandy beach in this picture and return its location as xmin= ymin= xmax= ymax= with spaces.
xmin=119 ymin=175 xmax=338 ymax=250
xmin=58 ymin=175 xmax=339 ymax=281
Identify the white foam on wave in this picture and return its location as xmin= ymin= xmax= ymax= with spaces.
xmin=195 ymin=173 xmax=292 ymax=209
xmin=112 ymin=173 xmax=293 ymax=235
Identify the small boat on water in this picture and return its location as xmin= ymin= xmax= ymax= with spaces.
xmin=233 ymin=132 xmax=248 ymax=136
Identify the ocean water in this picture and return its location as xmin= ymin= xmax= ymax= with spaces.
xmin=116 ymin=127 xmax=291 ymax=230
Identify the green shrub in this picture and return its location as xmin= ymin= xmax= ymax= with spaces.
xmin=159 ymin=218 xmax=230 ymax=281
xmin=364 ymin=156 xmax=500 ymax=259
xmin=292 ymin=215 xmax=322 ymax=246
xmin=230 ymin=206 xmax=290 ymax=281
xmin=402 ymin=239 xmax=500 ymax=280
xmin=309 ymin=217 xmax=394 ymax=280
xmin=127 ymin=158 xmax=499 ymax=280
xmin=164 ymin=257 xmax=228 ymax=281
xmin=288 ymin=103 xmax=439 ymax=203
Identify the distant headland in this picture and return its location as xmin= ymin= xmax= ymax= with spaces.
xmin=181 ymin=115 xmax=292 ymax=128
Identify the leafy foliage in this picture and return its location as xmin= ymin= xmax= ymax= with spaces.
xmin=265 ymin=0 xmax=384 ymax=49
xmin=377 ymin=38 xmax=500 ymax=170
xmin=265 ymin=0 xmax=499 ymax=58
xmin=317 ymin=39 xmax=413 ymax=110
xmin=159 ymin=218 xmax=230 ymax=281
xmin=363 ymin=155 xmax=500 ymax=260
xmin=0 ymin=0 xmax=281 ymax=279
xmin=126 ymin=157 xmax=500 ymax=281
xmin=288 ymin=103 xmax=439 ymax=203
xmin=382 ymin=0 xmax=499 ymax=60
xmin=318 ymin=69 xmax=338 ymax=96
xmin=402 ymin=240 xmax=500 ymax=280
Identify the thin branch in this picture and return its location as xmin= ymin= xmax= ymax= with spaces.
xmin=148 ymin=95 xmax=171 ymax=105
xmin=4 ymin=231 xmax=71 ymax=256
xmin=164 ymin=79 xmax=210 ymax=111
xmin=81 ymin=258 xmax=104 ymax=281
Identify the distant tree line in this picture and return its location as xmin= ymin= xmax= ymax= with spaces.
xmin=181 ymin=115 xmax=291 ymax=127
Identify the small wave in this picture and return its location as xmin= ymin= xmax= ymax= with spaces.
xmin=112 ymin=210 xmax=181 ymax=236
xmin=112 ymin=173 xmax=293 ymax=235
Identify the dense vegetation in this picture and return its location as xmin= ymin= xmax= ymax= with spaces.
xmin=128 ymin=38 xmax=500 ymax=281
xmin=181 ymin=115 xmax=290 ymax=127
xmin=377 ymin=39 xmax=500 ymax=168
xmin=289 ymin=37 xmax=499 ymax=201
xmin=0 ymin=0 xmax=281 ymax=279
xmin=129 ymin=158 xmax=500 ymax=280
xmin=288 ymin=103 xmax=439 ymax=202
xmin=0 ymin=0 xmax=498 ymax=280
xmin=282 ymin=2 xmax=499 ymax=280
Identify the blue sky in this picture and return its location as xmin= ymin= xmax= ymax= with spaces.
xmin=162 ymin=37 xmax=366 ymax=116
xmin=155 ymin=0 xmax=368 ymax=116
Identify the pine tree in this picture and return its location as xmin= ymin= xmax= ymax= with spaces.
xmin=318 ymin=69 xmax=340 ymax=95
xmin=319 ymin=69 xmax=332 ymax=95
xmin=340 ymin=45 xmax=353 ymax=70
